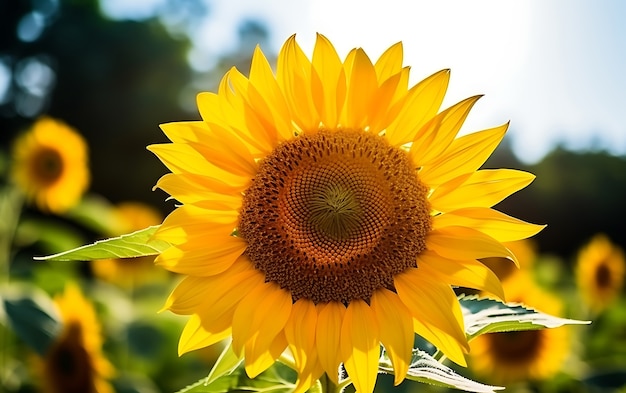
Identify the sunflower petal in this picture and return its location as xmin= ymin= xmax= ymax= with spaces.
xmin=245 ymin=331 xmax=288 ymax=378
xmin=374 ymin=41 xmax=403 ymax=81
xmin=433 ymin=207 xmax=546 ymax=243
xmin=416 ymin=250 xmax=505 ymax=299
xmin=248 ymin=46 xmax=293 ymax=141
xmin=429 ymin=169 xmax=536 ymax=212
xmin=371 ymin=289 xmax=413 ymax=385
xmin=315 ymin=302 xmax=346 ymax=384
xmin=178 ymin=314 xmax=231 ymax=355
xmin=342 ymin=48 xmax=377 ymax=129
xmin=395 ymin=269 xmax=469 ymax=365
xmin=311 ymin=33 xmax=345 ymax=129
xmin=385 ymin=69 xmax=450 ymax=146
xmin=284 ymin=299 xmax=318 ymax=374
xmin=410 ymin=95 xmax=482 ymax=167
xmin=419 ymin=123 xmax=508 ymax=186
xmin=277 ymin=35 xmax=318 ymax=133
xmin=163 ymin=259 xmax=258 ymax=315
xmin=341 ymin=300 xmax=380 ymax=393
xmin=154 ymin=205 xmax=238 ymax=244
xmin=427 ymin=226 xmax=517 ymax=264
xmin=232 ymin=282 xmax=292 ymax=377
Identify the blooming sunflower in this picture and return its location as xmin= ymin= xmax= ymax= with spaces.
xmin=469 ymin=275 xmax=570 ymax=385
xmin=35 ymin=284 xmax=114 ymax=393
xmin=92 ymin=201 xmax=166 ymax=287
xmin=576 ymin=234 xmax=625 ymax=312
xmin=149 ymin=34 xmax=544 ymax=392
xmin=10 ymin=117 xmax=90 ymax=214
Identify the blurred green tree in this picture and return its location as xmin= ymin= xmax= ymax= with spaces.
xmin=1 ymin=0 xmax=198 ymax=209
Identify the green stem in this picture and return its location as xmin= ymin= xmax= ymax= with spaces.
xmin=0 ymin=186 xmax=23 ymax=278
xmin=318 ymin=374 xmax=334 ymax=393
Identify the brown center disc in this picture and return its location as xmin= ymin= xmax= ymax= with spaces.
xmin=238 ymin=130 xmax=431 ymax=304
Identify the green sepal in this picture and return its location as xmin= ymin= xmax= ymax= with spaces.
xmin=33 ymin=225 xmax=169 ymax=261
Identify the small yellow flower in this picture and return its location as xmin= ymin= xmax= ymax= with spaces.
xmin=149 ymin=34 xmax=544 ymax=392
xmin=576 ymin=234 xmax=625 ymax=312
xmin=11 ymin=117 xmax=89 ymax=213
xmin=36 ymin=284 xmax=114 ymax=393
xmin=91 ymin=202 xmax=166 ymax=287
xmin=470 ymin=276 xmax=570 ymax=384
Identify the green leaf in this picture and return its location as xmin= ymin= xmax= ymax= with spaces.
xmin=1 ymin=286 xmax=62 ymax=356
xmin=379 ymin=349 xmax=503 ymax=392
xmin=204 ymin=341 xmax=243 ymax=387
xmin=460 ymin=295 xmax=590 ymax=340
xmin=33 ymin=226 xmax=170 ymax=261
xmin=175 ymin=358 xmax=296 ymax=393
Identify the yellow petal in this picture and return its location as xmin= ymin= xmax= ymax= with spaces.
xmin=156 ymin=172 xmax=248 ymax=196
xmin=155 ymin=173 xmax=243 ymax=210
xmin=155 ymin=236 xmax=246 ymax=276
xmin=311 ymin=33 xmax=345 ymax=129
xmin=341 ymin=48 xmax=377 ymax=129
xmin=395 ymin=269 xmax=469 ymax=365
xmin=197 ymin=92 xmax=227 ymax=125
xmin=162 ymin=258 xmax=258 ymax=315
xmin=367 ymin=71 xmax=404 ymax=133
xmin=284 ymin=299 xmax=318 ymax=374
xmin=410 ymin=95 xmax=482 ymax=167
xmin=416 ymin=250 xmax=505 ymax=299
xmin=429 ymin=169 xmax=536 ymax=212
xmin=248 ymin=46 xmax=293 ymax=141
xmin=231 ymin=281 xmax=292 ymax=375
xmin=178 ymin=314 xmax=231 ymax=355
xmin=341 ymin=300 xmax=380 ymax=393
xmin=374 ymin=41 xmax=404 ymax=81
xmin=419 ymin=123 xmax=508 ymax=187
xmin=432 ymin=207 xmax=546 ymax=243
xmin=277 ymin=35 xmax=318 ymax=133
xmin=188 ymin=125 xmax=258 ymax=178
xmin=370 ymin=289 xmax=413 ymax=385
xmin=292 ymin=356 xmax=324 ymax=393
xmin=315 ymin=301 xmax=346 ymax=384
xmin=385 ymin=69 xmax=450 ymax=146
xmin=159 ymin=121 xmax=211 ymax=143
xmin=245 ymin=331 xmax=288 ymax=378
xmin=426 ymin=226 xmax=517 ymax=264
xmin=154 ymin=205 xmax=238 ymax=244
xmin=148 ymin=143 xmax=216 ymax=176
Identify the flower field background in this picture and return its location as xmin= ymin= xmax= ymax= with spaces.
xmin=1 ymin=2 xmax=625 ymax=393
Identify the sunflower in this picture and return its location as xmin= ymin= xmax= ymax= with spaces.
xmin=35 ymin=284 xmax=114 ymax=393
xmin=576 ymin=234 xmax=625 ymax=312
xmin=10 ymin=117 xmax=89 ymax=214
xmin=149 ymin=34 xmax=544 ymax=393
xmin=469 ymin=275 xmax=570 ymax=385
xmin=92 ymin=201 xmax=167 ymax=287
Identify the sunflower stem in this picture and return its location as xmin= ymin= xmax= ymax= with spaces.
xmin=318 ymin=373 xmax=342 ymax=393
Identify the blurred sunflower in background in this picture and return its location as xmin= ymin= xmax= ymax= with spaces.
xmin=34 ymin=284 xmax=114 ymax=393
xmin=469 ymin=275 xmax=570 ymax=385
xmin=10 ymin=117 xmax=90 ymax=214
xmin=576 ymin=233 xmax=625 ymax=313
xmin=149 ymin=33 xmax=544 ymax=392
xmin=91 ymin=201 xmax=166 ymax=288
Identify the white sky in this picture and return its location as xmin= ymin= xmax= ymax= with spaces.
xmin=102 ymin=0 xmax=626 ymax=163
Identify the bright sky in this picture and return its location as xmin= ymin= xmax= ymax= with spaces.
xmin=102 ymin=0 xmax=626 ymax=163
